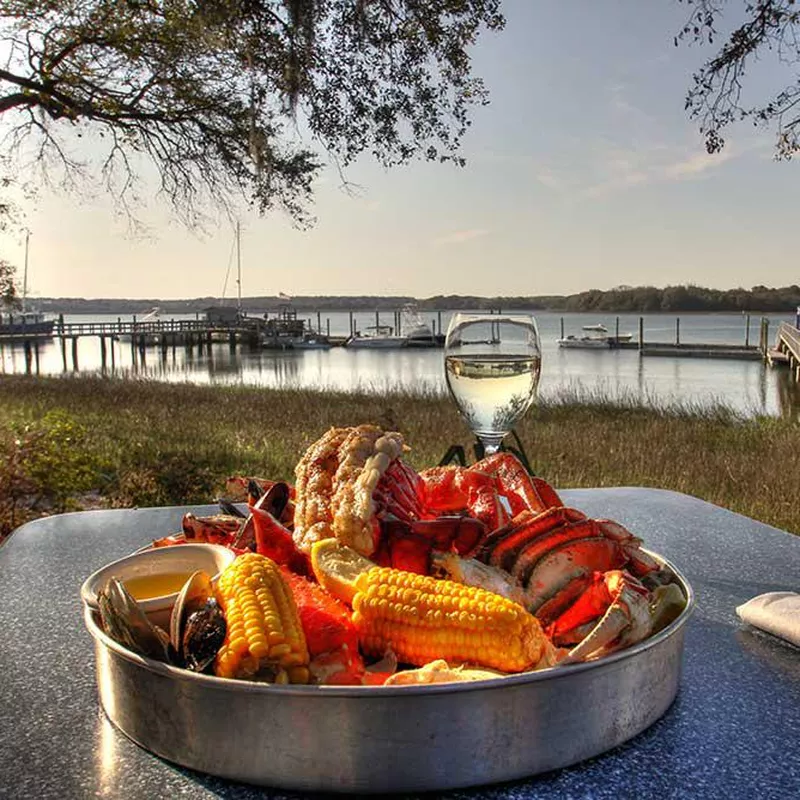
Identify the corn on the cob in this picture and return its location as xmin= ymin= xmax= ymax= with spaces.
xmin=351 ymin=567 xmax=549 ymax=673
xmin=214 ymin=553 xmax=310 ymax=683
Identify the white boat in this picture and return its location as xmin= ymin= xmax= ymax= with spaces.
xmin=0 ymin=232 xmax=55 ymax=338
xmin=346 ymin=325 xmax=407 ymax=349
xmin=401 ymin=304 xmax=438 ymax=347
xmin=119 ymin=307 xmax=162 ymax=345
xmin=557 ymin=324 xmax=633 ymax=349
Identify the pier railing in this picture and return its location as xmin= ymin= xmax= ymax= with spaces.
xmin=775 ymin=321 xmax=800 ymax=381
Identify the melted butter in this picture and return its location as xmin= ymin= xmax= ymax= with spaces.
xmin=123 ymin=571 xmax=194 ymax=600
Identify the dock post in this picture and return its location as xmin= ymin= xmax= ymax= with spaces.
xmin=33 ymin=340 xmax=40 ymax=373
xmin=615 ymin=317 xmax=620 ymax=341
xmin=24 ymin=340 xmax=32 ymax=373
xmin=676 ymin=317 xmax=680 ymax=346
xmin=745 ymin=314 xmax=751 ymax=347
xmin=100 ymin=336 xmax=107 ymax=369
xmin=437 ymin=311 xmax=442 ymax=337
xmin=349 ymin=311 xmax=354 ymax=337
xmin=60 ymin=336 xmax=67 ymax=371
xmin=110 ymin=338 xmax=116 ymax=369
xmin=327 ymin=318 xmax=330 ymax=336
xmin=317 ymin=310 xmax=321 ymax=334
xmin=58 ymin=313 xmax=64 ymax=335
xmin=638 ymin=317 xmax=644 ymax=352
xmin=71 ymin=336 xmax=79 ymax=371
xmin=560 ymin=317 xmax=564 ymax=340
xmin=375 ymin=309 xmax=380 ymax=330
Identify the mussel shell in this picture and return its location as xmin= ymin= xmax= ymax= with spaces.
xmin=255 ymin=481 xmax=290 ymax=520
xmin=181 ymin=599 xmax=227 ymax=672
xmin=231 ymin=481 xmax=291 ymax=550
xmin=97 ymin=578 xmax=172 ymax=662
xmin=169 ymin=570 xmax=214 ymax=654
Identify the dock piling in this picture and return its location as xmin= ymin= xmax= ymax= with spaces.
xmin=638 ymin=317 xmax=644 ymax=351
xmin=676 ymin=318 xmax=680 ymax=346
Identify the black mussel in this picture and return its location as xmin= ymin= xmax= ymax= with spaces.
xmin=169 ymin=570 xmax=226 ymax=672
xmin=255 ymin=481 xmax=290 ymax=520
xmin=169 ymin=570 xmax=213 ymax=651
xmin=97 ymin=578 xmax=172 ymax=663
xmin=181 ymin=599 xmax=227 ymax=672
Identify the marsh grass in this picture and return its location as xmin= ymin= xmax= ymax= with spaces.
xmin=0 ymin=375 xmax=797 ymax=541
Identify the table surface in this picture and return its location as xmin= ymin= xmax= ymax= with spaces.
xmin=1 ymin=488 xmax=799 ymax=800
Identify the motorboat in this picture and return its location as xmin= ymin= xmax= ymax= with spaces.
xmin=119 ymin=307 xmax=162 ymax=345
xmin=345 ymin=325 xmax=407 ymax=349
xmin=557 ymin=324 xmax=633 ymax=349
xmin=292 ymin=334 xmax=332 ymax=350
xmin=0 ymin=309 xmax=55 ymax=338
xmin=400 ymin=305 xmax=438 ymax=347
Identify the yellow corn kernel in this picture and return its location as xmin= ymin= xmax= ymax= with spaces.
xmin=351 ymin=567 xmax=549 ymax=673
xmin=214 ymin=553 xmax=309 ymax=682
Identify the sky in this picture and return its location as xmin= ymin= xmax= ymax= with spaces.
xmin=2 ymin=0 xmax=799 ymax=301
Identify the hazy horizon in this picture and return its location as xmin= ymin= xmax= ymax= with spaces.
xmin=2 ymin=2 xmax=798 ymax=301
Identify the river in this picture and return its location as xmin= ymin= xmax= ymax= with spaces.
xmin=1 ymin=310 xmax=798 ymax=417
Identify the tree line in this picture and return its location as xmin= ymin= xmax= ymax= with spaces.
xmin=31 ymin=284 xmax=800 ymax=315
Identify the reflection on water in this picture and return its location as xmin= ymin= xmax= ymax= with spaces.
xmin=1 ymin=310 xmax=798 ymax=417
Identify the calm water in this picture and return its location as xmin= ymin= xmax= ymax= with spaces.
xmin=2 ymin=310 xmax=798 ymax=417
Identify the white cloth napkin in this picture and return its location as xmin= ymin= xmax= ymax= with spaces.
xmin=736 ymin=592 xmax=800 ymax=648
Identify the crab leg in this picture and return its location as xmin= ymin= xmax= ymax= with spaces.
xmin=477 ymin=506 xmax=588 ymax=571
xmin=523 ymin=537 xmax=627 ymax=613
xmin=596 ymin=519 xmax=662 ymax=576
xmin=471 ymin=452 xmax=563 ymax=516
xmin=513 ymin=519 xmax=601 ymax=584
xmin=559 ymin=572 xmax=653 ymax=664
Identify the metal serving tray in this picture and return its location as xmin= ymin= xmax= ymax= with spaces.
xmin=84 ymin=552 xmax=694 ymax=794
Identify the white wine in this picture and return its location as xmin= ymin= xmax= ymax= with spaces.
xmin=444 ymin=354 xmax=541 ymax=444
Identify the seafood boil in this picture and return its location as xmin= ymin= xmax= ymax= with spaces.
xmin=92 ymin=424 xmax=687 ymax=686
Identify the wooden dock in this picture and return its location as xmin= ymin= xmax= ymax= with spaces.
xmin=639 ymin=342 xmax=762 ymax=359
xmin=771 ymin=321 xmax=800 ymax=381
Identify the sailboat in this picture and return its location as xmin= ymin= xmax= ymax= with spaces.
xmin=0 ymin=232 xmax=55 ymax=337
xmin=205 ymin=222 xmax=259 ymax=329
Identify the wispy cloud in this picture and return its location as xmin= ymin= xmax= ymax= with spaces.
xmin=434 ymin=228 xmax=490 ymax=245
xmin=660 ymin=150 xmax=735 ymax=178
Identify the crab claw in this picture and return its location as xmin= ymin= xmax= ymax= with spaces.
xmin=251 ymin=507 xmax=312 ymax=577
xmin=556 ymin=571 xmax=654 ymax=664
xmin=470 ymin=452 xmax=563 ymax=516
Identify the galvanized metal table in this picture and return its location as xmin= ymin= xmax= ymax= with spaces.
xmin=1 ymin=489 xmax=798 ymax=799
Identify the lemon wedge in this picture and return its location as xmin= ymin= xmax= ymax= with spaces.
xmin=310 ymin=539 xmax=376 ymax=604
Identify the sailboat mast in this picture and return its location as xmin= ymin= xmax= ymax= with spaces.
xmin=22 ymin=230 xmax=29 ymax=313
xmin=236 ymin=221 xmax=242 ymax=315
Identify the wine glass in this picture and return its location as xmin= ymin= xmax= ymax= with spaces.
xmin=444 ymin=312 xmax=541 ymax=455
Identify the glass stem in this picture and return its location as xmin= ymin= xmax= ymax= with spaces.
xmin=480 ymin=435 xmax=504 ymax=456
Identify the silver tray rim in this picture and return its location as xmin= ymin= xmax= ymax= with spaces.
xmin=83 ymin=547 xmax=695 ymax=696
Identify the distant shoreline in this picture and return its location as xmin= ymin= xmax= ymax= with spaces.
xmin=28 ymin=285 xmax=800 ymax=317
